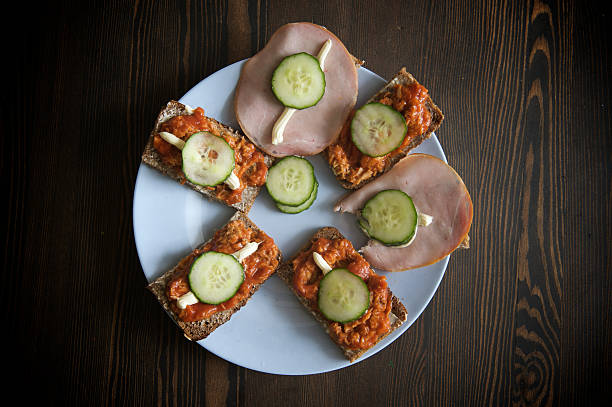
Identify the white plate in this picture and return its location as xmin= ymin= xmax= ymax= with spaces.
xmin=133 ymin=60 xmax=449 ymax=375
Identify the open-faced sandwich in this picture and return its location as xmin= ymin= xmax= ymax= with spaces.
xmin=141 ymin=100 xmax=274 ymax=213
xmin=147 ymin=211 xmax=282 ymax=341
xmin=234 ymin=22 xmax=362 ymax=157
xmin=335 ymin=153 xmax=473 ymax=271
xmin=326 ymin=68 xmax=444 ymax=189
xmin=276 ymin=227 xmax=408 ymax=362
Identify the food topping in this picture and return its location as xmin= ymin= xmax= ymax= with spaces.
xmin=313 ymin=252 xmax=332 ymax=274
xmin=327 ymin=82 xmax=432 ymax=187
xmin=292 ymin=237 xmax=392 ymax=350
xmin=181 ymin=131 xmax=236 ymax=188
xmin=177 ymin=291 xmax=199 ymax=309
xmin=167 ymin=220 xmax=280 ymax=322
xmin=153 ymin=107 xmax=268 ymax=204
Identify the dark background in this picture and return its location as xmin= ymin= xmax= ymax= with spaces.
xmin=3 ymin=0 xmax=610 ymax=405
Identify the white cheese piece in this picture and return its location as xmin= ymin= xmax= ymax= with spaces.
xmin=232 ymin=241 xmax=261 ymax=263
xmin=313 ymin=252 xmax=332 ymax=274
xmin=224 ymin=171 xmax=240 ymax=190
xmin=158 ymin=130 xmax=240 ymax=190
xmin=316 ymin=39 xmax=332 ymax=70
xmin=418 ymin=212 xmax=433 ymax=227
xmin=271 ymin=108 xmax=296 ymax=145
xmin=177 ymin=291 xmax=199 ymax=309
xmin=159 ymin=131 xmax=186 ymax=150
xmin=271 ymin=39 xmax=332 ymax=145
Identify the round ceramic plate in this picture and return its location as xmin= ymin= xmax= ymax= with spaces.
xmin=133 ymin=60 xmax=449 ymax=375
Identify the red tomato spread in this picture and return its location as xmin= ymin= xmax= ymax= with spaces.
xmin=167 ymin=220 xmax=280 ymax=322
xmin=327 ymin=82 xmax=432 ymax=187
xmin=153 ymin=107 xmax=268 ymax=205
xmin=292 ymin=237 xmax=392 ymax=350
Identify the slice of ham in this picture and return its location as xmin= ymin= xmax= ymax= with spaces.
xmin=335 ymin=154 xmax=473 ymax=271
xmin=234 ymin=22 xmax=358 ymax=157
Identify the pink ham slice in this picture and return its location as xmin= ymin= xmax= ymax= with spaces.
xmin=335 ymin=154 xmax=473 ymax=271
xmin=234 ymin=23 xmax=358 ymax=157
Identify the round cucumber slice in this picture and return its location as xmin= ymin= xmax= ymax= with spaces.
xmin=318 ymin=268 xmax=370 ymax=323
xmin=276 ymin=179 xmax=318 ymax=214
xmin=266 ymin=156 xmax=316 ymax=207
xmin=359 ymin=189 xmax=418 ymax=246
xmin=188 ymin=251 xmax=245 ymax=305
xmin=350 ymin=102 xmax=407 ymax=157
xmin=182 ymin=131 xmax=235 ymax=187
xmin=271 ymin=52 xmax=326 ymax=109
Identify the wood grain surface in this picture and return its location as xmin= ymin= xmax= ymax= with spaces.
xmin=3 ymin=0 xmax=610 ymax=405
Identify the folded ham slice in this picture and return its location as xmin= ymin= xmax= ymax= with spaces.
xmin=234 ymin=22 xmax=358 ymax=157
xmin=335 ymin=154 xmax=473 ymax=271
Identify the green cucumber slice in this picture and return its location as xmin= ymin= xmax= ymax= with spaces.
xmin=276 ymin=179 xmax=318 ymax=214
xmin=271 ymin=52 xmax=326 ymax=109
xmin=318 ymin=268 xmax=370 ymax=323
xmin=188 ymin=251 xmax=245 ymax=305
xmin=359 ymin=189 xmax=418 ymax=246
xmin=266 ymin=156 xmax=316 ymax=206
xmin=182 ymin=131 xmax=235 ymax=187
xmin=350 ymin=102 xmax=407 ymax=157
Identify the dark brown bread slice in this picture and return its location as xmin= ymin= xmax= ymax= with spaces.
xmin=147 ymin=211 xmax=282 ymax=341
xmin=276 ymin=227 xmax=408 ymax=362
xmin=141 ymin=100 xmax=274 ymax=213
xmin=326 ymin=67 xmax=444 ymax=190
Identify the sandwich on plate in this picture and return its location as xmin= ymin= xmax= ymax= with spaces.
xmin=147 ymin=211 xmax=282 ymax=341
xmin=142 ymin=100 xmax=274 ymax=213
xmin=327 ymin=68 xmax=444 ymax=189
xmin=276 ymin=227 xmax=408 ymax=362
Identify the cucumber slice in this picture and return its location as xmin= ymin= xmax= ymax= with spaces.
xmin=182 ymin=131 xmax=235 ymax=187
xmin=318 ymin=268 xmax=370 ymax=323
xmin=271 ymin=52 xmax=326 ymax=109
xmin=266 ymin=156 xmax=316 ymax=206
xmin=359 ymin=189 xmax=418 ymax=246
xmin=188 ymin=251 xmax=244 ymax=305
xmin=351 ymin=102 xmax=408 ymax=157
xmin=276 ymin=179 xmax=318 ymax=214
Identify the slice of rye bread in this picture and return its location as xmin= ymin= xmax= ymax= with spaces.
xmin=141 ymin=100 xmax=275 ymax=213
xmin=147 ymin=211 xmax=282 ymax=342
xmin=276 ymin=227 xmax=408 ymax=362
xmin=326 ymin=67 xmax=444 ymax=190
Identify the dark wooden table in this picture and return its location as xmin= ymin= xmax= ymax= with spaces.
xmin=4 ymin=0 xmax=610 ymax=405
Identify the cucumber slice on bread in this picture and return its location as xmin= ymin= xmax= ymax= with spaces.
xmin=351 ymin=103 xmax=407 ymax=157
xmin=188 ymin=251 xmax=245 ymax=305
xmin=182 ymin=131 xmax=235 ymax=187
xmin=318 ymin=268 xmax=370 ymax=323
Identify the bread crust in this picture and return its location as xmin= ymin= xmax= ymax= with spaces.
xmin=275 ymin=227 xmax=408 ymax=362
xmin=147 ymin=211 xmax=282 ymax=341
xmin=141 ymin=100 xmax=274 ymax=213
xmin=326 ymin=68 xmax=444 ymax=190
